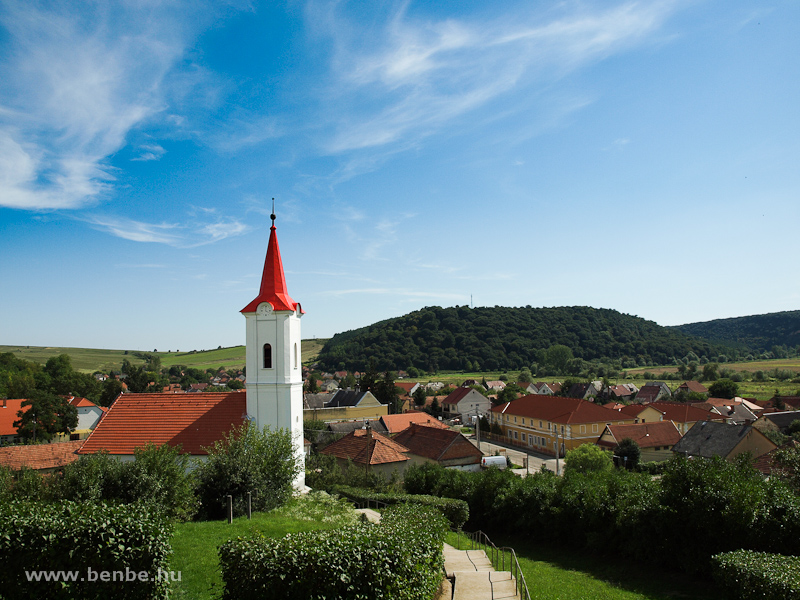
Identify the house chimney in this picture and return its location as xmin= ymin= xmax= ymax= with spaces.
xmin=2 ymin=398 xmax=6 ymax=408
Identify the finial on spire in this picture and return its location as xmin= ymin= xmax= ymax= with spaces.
xmin=270 ymin=198 xmax=276 ymax=228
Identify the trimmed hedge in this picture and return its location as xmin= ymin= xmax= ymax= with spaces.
xmin=219 ymin=503 xmax=447 ymax=600
xmin=713 ymin=550 xmax=800 ymax=600
xmin=330 ymin=484 xmax=469 ymax=528
xmin=0 ymin=500 xmax=172 ymax=600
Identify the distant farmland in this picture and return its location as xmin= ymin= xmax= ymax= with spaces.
xmin=0 ymin=339 xmax=329 ymax=373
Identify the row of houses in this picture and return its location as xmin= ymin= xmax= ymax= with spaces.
xmin=487 ymin=392 xmax=797 ymax=463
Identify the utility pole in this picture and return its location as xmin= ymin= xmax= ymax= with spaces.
xmin=554 ymin=428 xmax=559 ymax=476
xmin=475 ymin=407 xmax=482 ymax=452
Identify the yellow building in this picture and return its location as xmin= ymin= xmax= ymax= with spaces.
xmin=489 ymin=395 xmax=635 ymax=457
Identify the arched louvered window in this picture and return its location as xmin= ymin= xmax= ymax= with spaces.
xmin=294 ymin=343 xmax=298 ymax=369
xmin=263 ymin=344 xmax=272 ymax=369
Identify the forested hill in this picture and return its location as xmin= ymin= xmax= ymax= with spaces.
xmin=316 ymin=306 xmax=724 ymax=372
xmin=674 ymin=310 xmax=800 ymax=354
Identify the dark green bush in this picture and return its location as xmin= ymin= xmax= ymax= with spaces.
xmin=713 ymin=550 xmax=800 ymax=600
xmin=330 ymin=484 xmax=469 ymax=528
xmin=0 ymin=500 xmax=172 ymax=600
xmin=52 ymin=444 xmax=198 ymax=520
xmin=218 ymin=503 xmax=447 ymax=600
xmin=194 ymin=422 xmax=299 ymax=519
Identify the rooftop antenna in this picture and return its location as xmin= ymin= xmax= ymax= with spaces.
xmin=470 ymin=294 xmax=473 ymax=308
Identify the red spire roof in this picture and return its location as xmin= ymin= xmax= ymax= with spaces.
xmin=241 ymin=219 xmax=303 ymax=313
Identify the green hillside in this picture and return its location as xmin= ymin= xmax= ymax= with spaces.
xmin=674 ymin=310 xmax=800 ymax=354
xmin=0 ymin=340 xmax=328 ymax=374
xmin=316 ymin=305 xmax=727 ymax=372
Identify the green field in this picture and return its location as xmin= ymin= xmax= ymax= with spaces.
xmin=0 ymin=339 xmax=329 ymax=374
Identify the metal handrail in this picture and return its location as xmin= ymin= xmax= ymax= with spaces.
xmin=450 ymin=528 xmax=531 ymax=600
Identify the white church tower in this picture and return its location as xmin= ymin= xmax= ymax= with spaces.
xmin=241 ymin=209 xmax=305 ymax=490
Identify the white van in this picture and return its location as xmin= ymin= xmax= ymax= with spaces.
xmin=480 ymin=456 xmax=507 ymax=470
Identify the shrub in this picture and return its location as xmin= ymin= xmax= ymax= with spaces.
xmin=329 ymin=484 xmax=469 ymax=528
xmin=194 ymin=422 xmax=299 ymax=520
xmin=53 ymin=444 xmax=198 ymax=520
xmin=0 ymin=500 xmax=172 ymax=600
xmin=219 ymin=503 xmax=446 ymax=600
xmin=713 ymin=550 xmax=800 ymax=600
xmin=564 ymin=444 xmax=613 ymax=473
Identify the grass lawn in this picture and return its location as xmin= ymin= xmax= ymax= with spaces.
xmin=169 ymin=493 xmax=357 ymax=600
xmin=447 ymin=533 xmax=720 ymax=600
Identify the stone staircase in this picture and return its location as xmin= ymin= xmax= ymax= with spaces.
xmin=443 ymin=543 xmax=521 ymax=600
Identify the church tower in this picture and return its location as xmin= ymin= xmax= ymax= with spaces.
xmin=241 ymin=209 xmax=305 ymax=490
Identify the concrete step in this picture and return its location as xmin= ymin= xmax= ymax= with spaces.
xmin=451 ymin=570 xmax=493 ymax=600
xmin=490 ymin=571 xmax=519 ymax=599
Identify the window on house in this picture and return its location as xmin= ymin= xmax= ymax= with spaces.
xmin=522 ymin=418 xmax=525 ymax=425
xmin=263 ymin=344 xmax=272 ymax=369
xmin=592 ymin=423 xmax=598 ymax=433
xmin=508 ymin=431 xmax=513 ymax=439
xmin=514 ymin=416 xmax=517 ymax=423
xmin=580 ymin=425 xmax=586 ymax=434
xmin=513 ymin=431 xmax=518 ymax=440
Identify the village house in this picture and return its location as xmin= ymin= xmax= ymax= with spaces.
xmin=489 ymin=395 xmax=636 ymax=457
xmin=676 ymin=380 xmax=709 ymax=395
xmin=441 ymin=387 xmax=492 ymax=419
xmin=321 ymin=427 xmax=410 ymax=477
xmin=635 ymin=382 xmax=671 ymax=404
xmin=0 ymin=398 xmax=29 ymax=445
xmin=0 ymin=440 xmax=84 ymax=474
xmin=672 ymin=421 xmax=777 ymax=461
xmin=66 ymin=396 xmax=107 ymax=440
xmin=752 ymin=410 xmax=800 ymax=435
xmin=392 ymin=423 xmax=484 ymax=471
xmin=596 ymin=421 xmax=682 ymax=463
xmin=648 ymin=401 xmax=726 ymax=435
xmin=379 ymin=412 xmax=448 ymax=435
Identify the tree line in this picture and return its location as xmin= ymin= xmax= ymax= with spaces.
xmin=317 ymin=305 xmax=730 ymax=373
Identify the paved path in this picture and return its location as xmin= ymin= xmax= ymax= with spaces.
xmin=468 ymin=436 xmax=561 ymax=475
xmin=443 ymin=543 xmax=520 ymax=600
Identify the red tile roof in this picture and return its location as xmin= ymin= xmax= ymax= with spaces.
xmin=649 ymin=401 xmax=726 ymax=424
xmin=241 ymin=220 xmax=303 ymax=313
xmin=599 ymin=421 xmax=682 ymax=449
xmin=380 ymin=412 xmax=448 ymax=434
xmin=67 ymin=396 xmax=97 ymax=408
xmin=0 ymin=399 xmax=29 ymax=436
xmin=442 ymin=387 xmax=475 ymax=405
xmin=393 ymin=423 xmax=482 ymax=463
xmin=394 ymin=382 xmax=419 ymax=395
xmin=0 ymin=440 xmax=83 ymax=471
xmin=321 ymin=429 xmax=409 ymax=466
xmin=678 ymin=381 xmax=708 ymax=394
xmin=490 ymin=394 xmax=631 ymax=425
xmin=78 ymin=392 xmax=246 ymax=455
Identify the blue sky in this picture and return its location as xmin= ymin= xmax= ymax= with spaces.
xmin=1 ymin=0 xmax=799 ymax=352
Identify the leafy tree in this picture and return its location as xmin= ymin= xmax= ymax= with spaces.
xmin=430 ymin=397 xmax=440 ymax=416
xmin=14 ymin=390 xmax=78 ymax=442
xmin=613 ymin=438 xmax=641 ymax=470
xmin=517 ymin=368 xmax=532 ymax=384
xmin=125 ymin=364 xmax=150 ymax=393
xmin=227 ymin=379 xmax=244 ymax=390
xmin=412 ymin=386 xmax=427 ymax=407
xmin=99 ymin=378 xmax=124 ymax=407
xmin=194 ymin=422 xmax=300 ymax=519
xmin=359 ymin=362 xmax=379 ymax=394
xmin=708 ymin=378 xmax=739 ymax=399
xmin=788 ymin=420 xmax=800 ymax=435
xmin=544 ymin=345 xmax=574 ymax=374
xmin=702 ymin=362 xmax=719 ymax=382
xmin=495 ymin=383 xmax=524 ymax=406
xmin=306 ymin=376 xmax=320 ymax=393
xmin=375 ymin=372 xmax=402 ymax=414
xmin=564 ymin=444 xmax=613 ymax=474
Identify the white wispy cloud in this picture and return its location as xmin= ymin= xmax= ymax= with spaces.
xmin=311 ymin=1 xmax=679 ymax=154
xmin=0 ymin=1 xmax=233 ymax=211
xmin=132 ymin=144 xmax=166 ymax=162
xmin=83 ymin=214 xmax=250 ymax=247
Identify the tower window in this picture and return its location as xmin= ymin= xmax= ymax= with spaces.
xmin=263 ymin=344 xmax=272 ymax=369
xmin=294 ymin=343 xmax=298 ymax=369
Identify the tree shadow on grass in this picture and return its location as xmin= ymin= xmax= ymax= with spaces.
xmin=492 ymin=535 xmax=722 ymax=600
